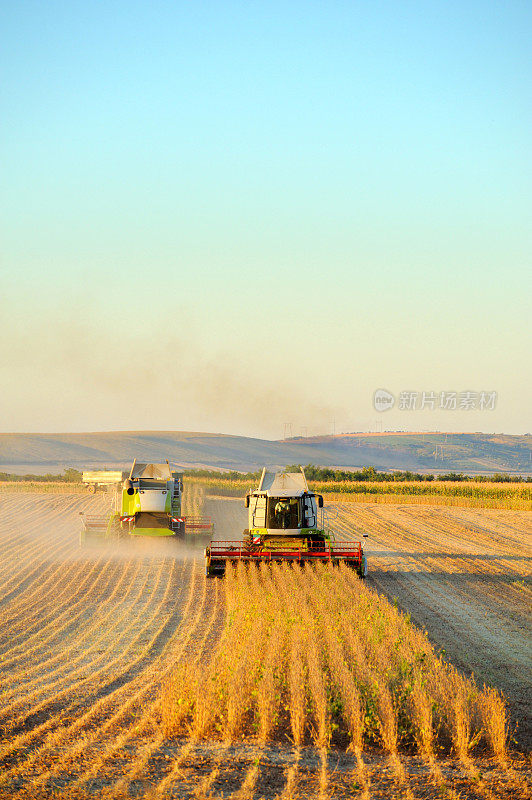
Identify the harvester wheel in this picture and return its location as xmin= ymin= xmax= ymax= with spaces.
xmin=115 ymin=523 xmax=126 ymax=541
xmin=358 ymin=555 xmax=368 ymax=579
xmin=205 ymin=559 xmax=225 ymax=578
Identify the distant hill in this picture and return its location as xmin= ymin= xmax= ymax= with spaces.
xmin=0 ymin=430 xmax=530 ymax=475
xmin=289 ymin=432 xmax=532 ymax=475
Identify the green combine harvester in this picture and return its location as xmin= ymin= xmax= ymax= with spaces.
xmin=80 ymin=459 xmax=214 ymax=544
xmin=205 ymin=467 xmax=367 ymax=577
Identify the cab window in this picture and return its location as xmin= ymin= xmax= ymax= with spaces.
xmin=267 ymin=497 xmax=300 ymax=529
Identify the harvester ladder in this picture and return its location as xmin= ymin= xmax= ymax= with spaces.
xmin=171 ymin=483 xmax=181 ymax=512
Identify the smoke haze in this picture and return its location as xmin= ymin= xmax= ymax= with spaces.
xmin=0 ymin=308 xmax=345 ymax=439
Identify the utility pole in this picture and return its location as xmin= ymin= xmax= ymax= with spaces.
xmin=433 ymin=445 xmax=444 ymax=462
xmin=283 ymin=422 xmax=293 ymax=440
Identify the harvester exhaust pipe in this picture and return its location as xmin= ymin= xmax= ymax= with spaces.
xmin=124 ymin=458 xmax=137 ymax=494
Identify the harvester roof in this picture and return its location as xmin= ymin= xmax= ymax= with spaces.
xmin=130 ymin=462 xmax=173 ymax=480
xmin=256 ymin=470 xmax=309 ymax=497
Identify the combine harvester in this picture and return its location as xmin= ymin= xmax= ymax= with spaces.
xmin=80 ymin=460 xmax=214 ymax=544
xmin=205 ymin=467 xmax=367 ymax=577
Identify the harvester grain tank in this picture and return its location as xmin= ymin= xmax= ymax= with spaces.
xmin=204 ymin=467 xmax=367 ymax=577
xmin=80 ymin=460 xmax=214 ymax=543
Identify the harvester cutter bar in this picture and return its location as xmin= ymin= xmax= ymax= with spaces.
xmin=82 ymin=515 xmax=110 ymax=531
xmin=207 ymin=540 xmax=362 ymax=563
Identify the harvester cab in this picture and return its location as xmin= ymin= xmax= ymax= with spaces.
xmin=117 ymin=460 xmax=184 ymax=537
xmin=205 ymin=467 xmax=367 ymax=578
xmin=243 ymin=467 xmax=325 ymax=550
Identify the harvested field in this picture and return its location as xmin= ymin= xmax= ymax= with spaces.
xmin=332 ymin=502 xmax=532 ymax=751
xmin=0 ymin=491 xmax=530 ymax=798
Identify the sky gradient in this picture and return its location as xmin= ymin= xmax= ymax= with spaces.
xmin=1 ymin=1 xmax=531 ymax=438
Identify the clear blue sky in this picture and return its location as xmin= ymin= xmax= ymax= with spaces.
xmin=1 ymin=1 xmax=531 ymax=437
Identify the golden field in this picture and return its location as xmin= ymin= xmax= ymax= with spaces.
xmin=0 ymin=489 xmax=529 ymax=798
xmin=191 ymin=476 xmax=532 ymax=510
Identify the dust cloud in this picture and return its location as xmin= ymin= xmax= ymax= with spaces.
xmin=81 ymin=536 xmax=206 ymax=563
xmin=1 ymin=311 xmax=345 ymax=437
